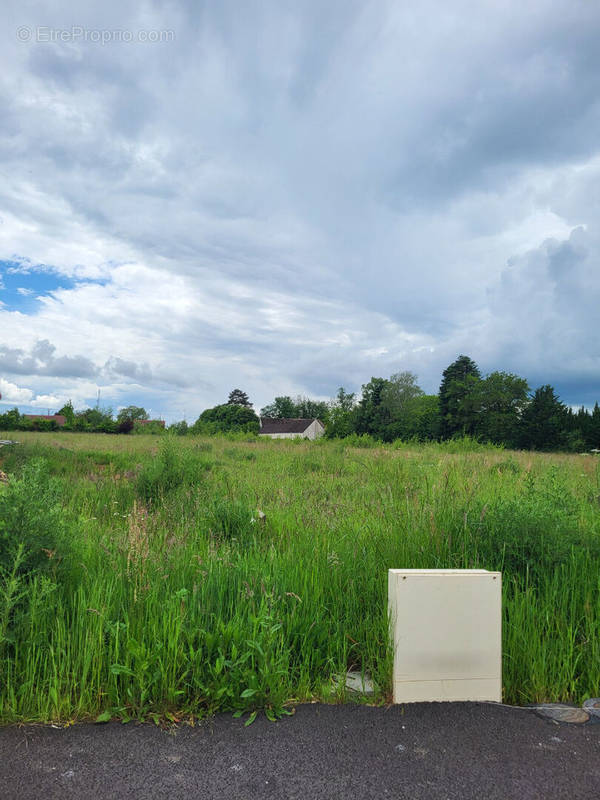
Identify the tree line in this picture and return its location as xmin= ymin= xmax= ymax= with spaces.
xmin=325 ymin=356 xmax=600 ymax=451
xmin=1 ymin=358 xmax=599 ymax=450
xmin=152 ymin=364 xmax=600 ymax=450
xmin=0 ymin=402 xmax=164 ymax=434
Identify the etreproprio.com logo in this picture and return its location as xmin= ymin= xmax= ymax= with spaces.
xmin=16 ymin=26 xmax=175 ymax=44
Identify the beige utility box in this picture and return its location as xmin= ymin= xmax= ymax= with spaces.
xmin=388 ymin=569 xmax=502 ymax=703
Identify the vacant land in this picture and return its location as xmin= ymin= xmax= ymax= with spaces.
xmin=1 ymin=432 xmax=599 ymax=723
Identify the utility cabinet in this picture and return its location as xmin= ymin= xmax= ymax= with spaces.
xmin=388 ymin=569 xmax=502 ymax=703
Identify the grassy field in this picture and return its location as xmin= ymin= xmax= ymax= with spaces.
xmin=1 ymin=431 xmax=599 ymax=723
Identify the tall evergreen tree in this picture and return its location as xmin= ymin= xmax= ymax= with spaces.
xmin=354 ymin=377 xmax=391 ymax=439
xmin=517 ymin=385 xmax=569 ymax=451
xmin=438 ymin=355 xmax=482 ymax=438
xmin=588 ymin=402 xmax=600 ymax=449
xmin=227 ymin=389 xmax=252 ymax=407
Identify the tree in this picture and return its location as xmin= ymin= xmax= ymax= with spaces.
xmin=381 ymin=372 xmax=424 ymax=413
xmin=475 ymin=371 xmax=530 ymax=446
xmin=56 ymin=401 xmax=75 ymax=426
xmin=293 ymin=396 xmax=330 ymax=424
xmin=589 ymin=403 xmax=600 ymax=449
xmin=227 ymin=389 xmax=252 ymax=407
xmin=439 ymin=355 xmax=482 ymax=438
xmin=354 ymin=377 xmax=390 ymax=439
xmin=169 ymin=420 xmax=189 ymax=436
xmin=193 ymin=404 xmax=259 ymax=434
xmin=352 ymin=373 xmax=429 ymax=442
xmin=326 ymin=387 xmax=356 ymax=438
xmin=260 ymin=394 xmax=329 ymax=422
xmin=403 ymin=394 xmax=441 ymax=441
xmin=517 ymin=385 xmax=569 ymax=451
xmin=260 ymin=396 xmax=297 ymax=418
xmin=379 ymin=371 xmax=425 ymax=439
xmin=0 ymin=407 xmax=21 ymax=430
xmin=117 ymin=406 xmax=148 ymax=424
xmin=117 ymin=417 xmax=135 ymax=434
xmin=74 ymin=407 xmax=116 ymax=433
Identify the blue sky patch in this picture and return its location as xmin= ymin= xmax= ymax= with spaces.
xmin=0 ymin=260 xmax=76 ymax=313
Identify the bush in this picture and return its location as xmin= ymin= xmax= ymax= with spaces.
xmin=118 ymin=418 xmax=135 ymax=434
xmin=133 ymin=421 xmax=166 ymax=435
xmin=440 ymin=435 xmax=499 ymax=454
xmin=474 ymin=468 xmax=592 ymax=583
xmin=136 ymin=438 xmax=211 ymax=505
xmin=0 ymin=460 xmax=69 ymax=577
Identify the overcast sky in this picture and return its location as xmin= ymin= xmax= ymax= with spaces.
xmin=1 ymin=0 xmax=599 ymax=420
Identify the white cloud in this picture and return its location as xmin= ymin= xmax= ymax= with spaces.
xmin=0 ymin=378 xmax=33 ymax=404
xmin=0 ymin=0 xmax=599 ymax=417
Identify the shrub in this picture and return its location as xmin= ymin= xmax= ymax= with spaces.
xmin=474 ymin=468 xmax=591 ymax=582
xmin=133 ymin=421 xmax=166 ymax=435
xmin=0 ymin=460 xmax=69 ymax=577
xmin=136 ymin=438 xmax=211 ymax=505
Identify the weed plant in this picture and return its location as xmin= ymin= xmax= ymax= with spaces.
xmin=0 ymin=431 xmax=599 ymax=722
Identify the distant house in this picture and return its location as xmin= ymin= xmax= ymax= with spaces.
xmin=259 ymin=417 xmax=325 ymax=440
xmin=24 ymin=414 xmax=67 ymax=427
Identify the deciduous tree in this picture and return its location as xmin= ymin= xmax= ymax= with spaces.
xmin=260 ymin=396 xmax=297 ymax=418
xmin=475 ymin=371 xmax=529 ymax=446
xmin=194 ymin=404 xmax=259 ymax=434
xmin=117 ymin=406 xmax=148 ymax=424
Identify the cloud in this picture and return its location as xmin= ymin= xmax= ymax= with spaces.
xmin=0 ymin=378 xmax=34 ymax=404
xmin=482 ymin=225 xmax=600 ymax=402
xmin=0 ymin=0 xmax=599 ymax=417
xmin=0 ymin=340 xmax=98 ymax=378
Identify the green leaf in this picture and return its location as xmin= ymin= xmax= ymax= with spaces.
xmin=95 ymin=711 xmax=112 ymax=723
xmin=240 ymin=688 xmax=257 ymax=698
xmin=110 ymin=663 xmax=134 ymax=676
xmin=244 ymin=710 xmax=258 ymax=727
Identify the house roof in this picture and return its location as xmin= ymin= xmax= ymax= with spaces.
xmin=259 ymin=417 xmax=323 ymax=434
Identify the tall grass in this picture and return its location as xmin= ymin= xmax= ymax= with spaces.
xmin=1 ymin=431 xmax=599 ymax=722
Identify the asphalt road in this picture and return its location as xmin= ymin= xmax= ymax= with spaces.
xmin=1 ymin=703 xmax=599 ymax=799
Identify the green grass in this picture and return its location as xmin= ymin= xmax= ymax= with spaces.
xmin=1 ymin=431 xmax=599 ymax=723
